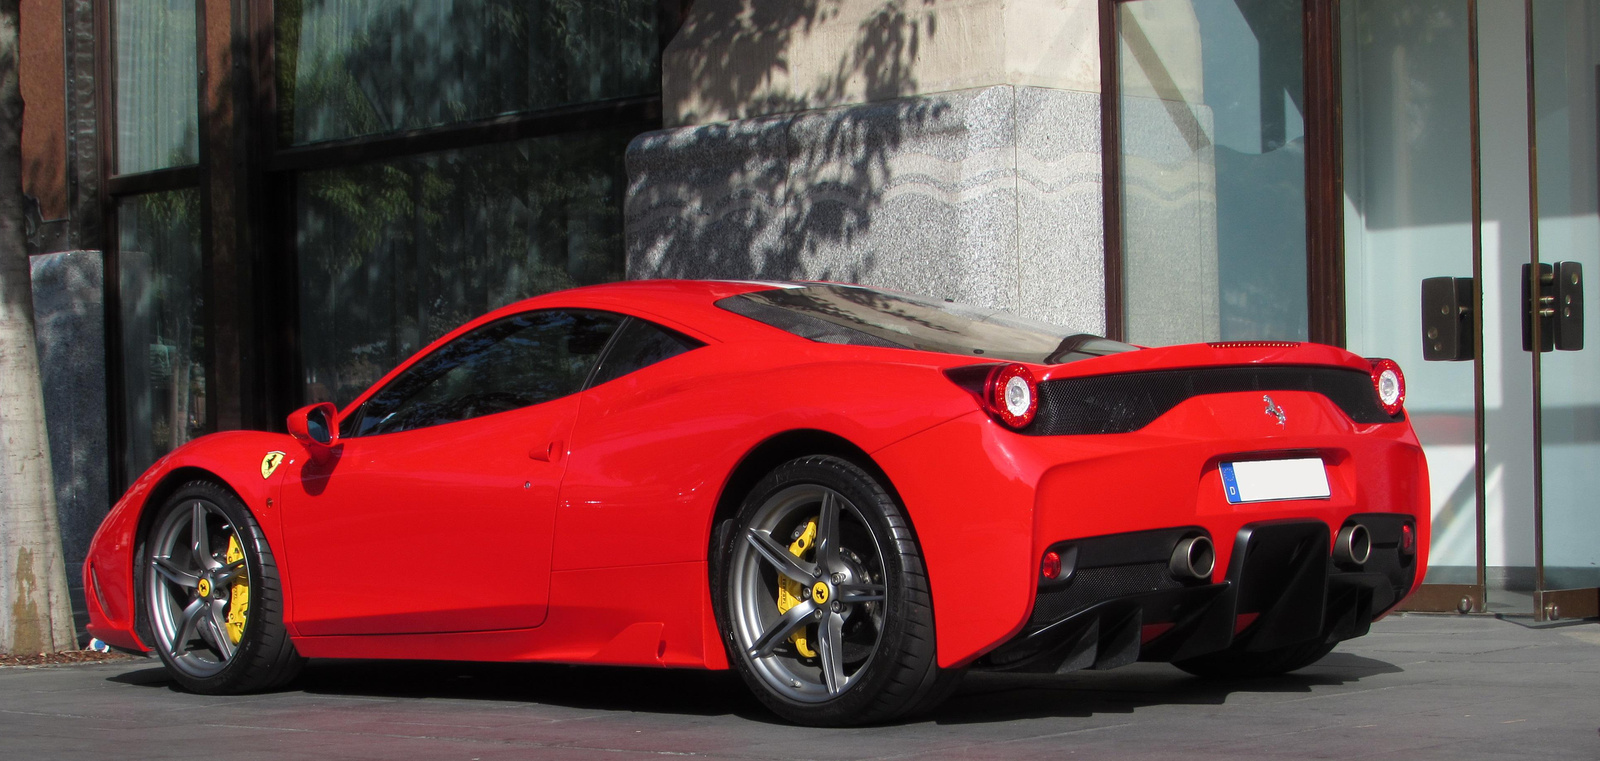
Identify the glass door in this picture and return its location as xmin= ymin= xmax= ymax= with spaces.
xmin=1341 ymin=0 xmax=1485 ymax=611
xmin=1530 ymin=0 xmax=1600 ymax=622
xmin=1346 ymin=0 xmax=1600 ymax=620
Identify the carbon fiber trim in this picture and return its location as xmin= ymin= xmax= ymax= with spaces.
xmin=1027 ymin=366 xmax=1401 ymax=435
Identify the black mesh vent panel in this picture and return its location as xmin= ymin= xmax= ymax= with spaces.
xmin=1028 ymin=366 xmax=1401 ymax=435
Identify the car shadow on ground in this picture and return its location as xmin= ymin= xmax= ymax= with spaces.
xmin=107 ymin=651 xmax=1402 ymax=726
xmin=925 ymin=652 xmax=1404 ymax=725
xmin=110 ymin=658 xmax=772 ymax=720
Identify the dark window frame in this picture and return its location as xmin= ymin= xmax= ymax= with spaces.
xmin=98 ymin=0 xmax=690 ymax=492
xmin=1098 ymin=0 xmax=1344 ymax=346
xmin=253 ymin=0 xmax=684 ymax=439
xmin=98 ymin=0 xmax=213 ymax=490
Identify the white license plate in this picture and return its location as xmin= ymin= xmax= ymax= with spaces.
xmin=1220 ymin=458 xmax=1331 ymax=504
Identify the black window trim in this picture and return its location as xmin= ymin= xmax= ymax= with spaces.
xmin=579 ymin=314 xmax=707 ymax=392
xmin=581 ymin=315 xmax=638 ymax=391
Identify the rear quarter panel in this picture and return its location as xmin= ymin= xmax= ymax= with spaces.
xmin=555 ymin=342 xmax=985 ymax=666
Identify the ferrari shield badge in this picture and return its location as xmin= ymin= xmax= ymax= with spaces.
xmin=260 ymin=451 xmax=286 ymax=479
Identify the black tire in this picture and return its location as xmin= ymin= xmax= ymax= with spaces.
xmin=137 ymin=480 xmax=304 ymax=693
xmin=712 ymin=455 xmax=959 ymax=726
xmin=1172 ymin=638 xmax=1337 ymax=679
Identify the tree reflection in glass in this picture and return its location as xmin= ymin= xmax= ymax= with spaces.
xmin=119 ymin=189 xmax=207 ymax=484
xmin=296 ymin=131 xmax=633 ymax=407
xmin=276 ymin=0 xmax=658 ymax=145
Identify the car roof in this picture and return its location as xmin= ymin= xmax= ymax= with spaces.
xmin=488 ymin=279 xmax=810 ymax=343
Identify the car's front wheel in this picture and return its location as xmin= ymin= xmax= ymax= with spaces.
xmin=714 ymin=455 xmax=959 ymax=726
xmin=140 ymin=480 xmax=304 ymax=693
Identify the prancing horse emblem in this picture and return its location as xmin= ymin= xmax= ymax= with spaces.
xmin=260 ymin=451 xmax=286 ymax=479
xmin=1263 ymin=395 xmax=1286 ymax=427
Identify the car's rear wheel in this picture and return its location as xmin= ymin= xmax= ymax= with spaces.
xmin=1172 ymin=638 xmax=1338 ymax=678
xmin=714 ymin=455 xmax=959 ymax=726
xmin=140 ymin=481 xmax=303 ymax=693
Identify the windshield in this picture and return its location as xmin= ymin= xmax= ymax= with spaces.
xmin=716 ymin=284 xmax=1138 ymax=364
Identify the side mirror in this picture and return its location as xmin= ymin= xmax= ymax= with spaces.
xmin=288 ymin=402 xmax=340 ymax=459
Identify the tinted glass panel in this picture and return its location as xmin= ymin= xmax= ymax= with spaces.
xmin=276 ymin=0 xmax=659 ymax=145
xmin=118 ymin=189 xmax=207 ymax=483
xmin=115 ymin=0 xmax=199 ymax=173
xmin=588 ymin=319 xmax=702 ymax=388
xmin=1533 ymin=0 xmax=1600 ymax=590
xmin=297 ymin=131 xmax=632 ymax=407
xmin=718 ymin=285 xmax=1137 ymax=364
xmin=351 ymin=310 xmax=622 ymax=436
xmin=1118 ymin=0 xmax=1308 ymax=345
xmin=1341 ymin=0 xmax=1477 ymax=584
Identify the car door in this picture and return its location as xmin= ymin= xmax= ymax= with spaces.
xmin=279 ymin=309 xmax=623 ymax=636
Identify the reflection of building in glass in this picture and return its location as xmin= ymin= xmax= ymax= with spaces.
xmin=18 ymin=0 xmax=1600 ymax=634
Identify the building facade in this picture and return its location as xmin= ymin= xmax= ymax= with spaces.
xmin=18 ymin=0 xmax=1600 ymax=633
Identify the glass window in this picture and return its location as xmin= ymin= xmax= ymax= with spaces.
xmin=114 ymin=0 xmax=199 ymax=173
xmin=297 ymin=130 xmax=633 ymax=407
xmin=718 ymin=285 xmax=1138 ymax=364
xmin=349 ymin=310 xmax=623 ymax=437
xmin=1118 ymin=0 xmax=1307 ymax=345
xmin=588 ymin=319 xmax=703 ymax=388
xmin=118 ymin=189 xmax=206 ymax=483
xmin=275 ymin=0 xmax=660 ymax=145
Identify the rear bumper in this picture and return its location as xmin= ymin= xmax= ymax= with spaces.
xmin=875 ymin=385 xmax=1430 ymax=669
xmin=977 ymin=516 xmax=1418 ymax=672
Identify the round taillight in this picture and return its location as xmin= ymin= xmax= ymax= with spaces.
xmin=1400 ymin=523 xmax=1416 ymax=556
xmin=986 ymin=363 xmax=1039 ymax=429
xmin=1041 ymin=551 xmax=1062 ymax=580
xmin=1369 ymin=358 xmax=1405 ymax=416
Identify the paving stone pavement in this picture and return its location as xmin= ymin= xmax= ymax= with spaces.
xmin=1 ymin=614 xmax=1597 ymax=760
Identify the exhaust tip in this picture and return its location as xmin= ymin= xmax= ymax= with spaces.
xmin=1170 ymin=535 xmax=1215 ymax=580
xmin=1335 ymin=523 xmax=1372 ymax=566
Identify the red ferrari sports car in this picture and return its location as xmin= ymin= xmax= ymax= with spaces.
xmin=84 ymin=280 xmax=1428 ymax=725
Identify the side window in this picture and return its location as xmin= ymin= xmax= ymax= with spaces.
xmin=350 ymin=310 xmax=623 ymax=436
xmin=587 ymin=318 xmax=703 ymax=388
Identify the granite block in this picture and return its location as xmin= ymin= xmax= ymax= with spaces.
xmin=627 ymin=85 xmax=1112 ymax=333
xmin=1016 ymin=86 xmax=1105 ymax=333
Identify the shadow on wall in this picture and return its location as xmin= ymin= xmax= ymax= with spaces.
xmin=627 ymin=0 xmax=949 ymax=286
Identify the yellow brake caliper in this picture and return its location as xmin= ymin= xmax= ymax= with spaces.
xmin=224 ymin=536 xmax=249 ymax=644
xmin=775 ymin=519 xmax=818 ymax=658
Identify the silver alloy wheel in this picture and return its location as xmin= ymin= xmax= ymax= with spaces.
xmin=729 ymin=484 xmax=889 ymax=703
xmin=146 ymin=499 xmax=250 ymax=678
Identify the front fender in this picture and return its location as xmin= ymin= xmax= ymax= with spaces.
xmin=83 ymin=431 xmax=305 ymax=651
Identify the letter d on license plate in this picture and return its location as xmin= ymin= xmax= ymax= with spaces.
xmin=1220 ymin=458 xmax=1331 ymax=504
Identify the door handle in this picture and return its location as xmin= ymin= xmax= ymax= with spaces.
xmin=528 ymin=440 xmax=564 ymax=462
xmin=1421 ymin=277 xmax=1473 ymax=361
xmin=1523 ymin=262 xmax=1585 ymax=352
xmin=1554 ymin=261 xmax=1584 ymax=350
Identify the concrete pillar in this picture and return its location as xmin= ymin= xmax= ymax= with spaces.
xmin=29 ymin=250 xmax=108 ymax=643
xmin=627 ymin=0 xmax=1109 ymax=333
